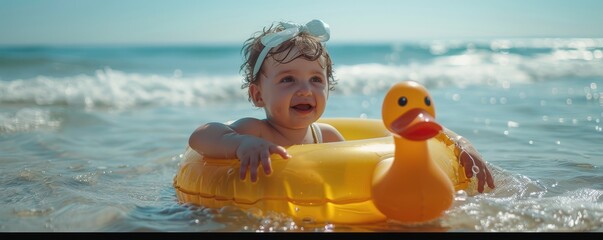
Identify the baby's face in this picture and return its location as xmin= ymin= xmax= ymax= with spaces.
xmin=252 ymin=48 xmax=329 ymax=130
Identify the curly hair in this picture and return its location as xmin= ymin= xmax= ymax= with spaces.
xmin=240 ymin=22 xmax=337 ymax=102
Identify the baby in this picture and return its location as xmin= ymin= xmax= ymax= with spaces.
xmin=188 ymin=19 xmax=495 ymax=192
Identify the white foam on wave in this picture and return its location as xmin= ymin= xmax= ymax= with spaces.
xmin=1 ymin=47 xmax=602 ymax=109
xmin=0 ymin=67 xmax=248 ymax=109
xmin=0 ymin=108 xmax=61 ymax=133
xmin=334 ymin=48 xmax=603 ymax=95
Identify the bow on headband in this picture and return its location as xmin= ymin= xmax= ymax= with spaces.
xmin=253 ymin=19 xmax=330 ymax=79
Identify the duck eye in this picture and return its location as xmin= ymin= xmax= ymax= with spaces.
xmin=398 ymin=97 xmax=407 ymax=106
xmin=424 ymin=96 xmax=431 ymax=106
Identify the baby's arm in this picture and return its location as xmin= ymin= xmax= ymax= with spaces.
xmin=188 ymin=118 xmax=290 ymax=182
xmin=442 ymin=127 xmax=495 ymax=193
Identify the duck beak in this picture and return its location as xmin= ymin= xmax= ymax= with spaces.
xmin=390 ymin=108 xmax=442 ymax=141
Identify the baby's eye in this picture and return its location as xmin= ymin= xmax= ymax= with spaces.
xmin=310 ymin=76 xmax=323 ymax=83
xmin=280 ymin=76 xmax=294 ymax=83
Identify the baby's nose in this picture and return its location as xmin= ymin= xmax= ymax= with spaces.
xmin=295 ymin=84 xmax=312 ymax=96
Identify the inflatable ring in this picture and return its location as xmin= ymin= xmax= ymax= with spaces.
xmin=173 ymin=81 xmax=471 ymax=224
xmin=173 ymin=119 xmax=469 ymax=223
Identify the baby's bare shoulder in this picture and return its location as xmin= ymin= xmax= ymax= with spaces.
xmin=229 ymin=118 xmax=268 ymax=135
xmin=316 ymin=122 xmax=345 ymax=142
xmin=230 ymin=117 xmax=263 ymax=126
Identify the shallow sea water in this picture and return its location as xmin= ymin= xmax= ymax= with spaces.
xmin=1 ymin=39 xmax=602 ymax=232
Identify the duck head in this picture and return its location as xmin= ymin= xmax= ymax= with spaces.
xmin=372 ymin=81 xmax=454 ymax=224
xmin=381 ymin=81 xmax=442 ymax=140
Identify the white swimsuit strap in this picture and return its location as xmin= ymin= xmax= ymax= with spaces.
xmin=311 ymin=123 xmax=323 ymax=144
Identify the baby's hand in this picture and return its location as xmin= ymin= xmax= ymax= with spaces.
xmin=456 ymin=140 xmax=496 ymax=193
xmin=235 ymin=136 xmax=291 ymax=182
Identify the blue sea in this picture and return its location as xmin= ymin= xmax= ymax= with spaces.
xmin=1 ymin=38 xmax=602 ymax=232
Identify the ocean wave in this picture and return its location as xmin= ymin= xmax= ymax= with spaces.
xmin=335 ymin=48 xmax=603 ymax=94
xmin=1 ymin=47 xmax=602 ymax=109
xmin=0 ymin=68 xmax=247 ymax=109
xmin=0 ymin=108 xmax=61 ymax=133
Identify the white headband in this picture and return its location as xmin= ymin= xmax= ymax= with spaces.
xmin=252 ymin=19 xmax=330 ymax=79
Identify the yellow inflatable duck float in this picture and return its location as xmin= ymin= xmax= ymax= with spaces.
xmin=372 ymin=80 xmax=456 ymax=222
xmin=173 ymin=81 xmax=470 ymax=224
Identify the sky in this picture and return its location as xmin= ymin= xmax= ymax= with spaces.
xmin=1 ymin=0 xmax=603 ymax=46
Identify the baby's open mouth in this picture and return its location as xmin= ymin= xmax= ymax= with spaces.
xmin=292 ymin=104 xmax=313 ymax=111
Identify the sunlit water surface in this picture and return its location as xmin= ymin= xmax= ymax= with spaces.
xmin=1 ymin=39 xmax=602 ymax=232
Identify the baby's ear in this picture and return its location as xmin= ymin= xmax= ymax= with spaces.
xmin=249 ymin=84 xmax=264 ymax=107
